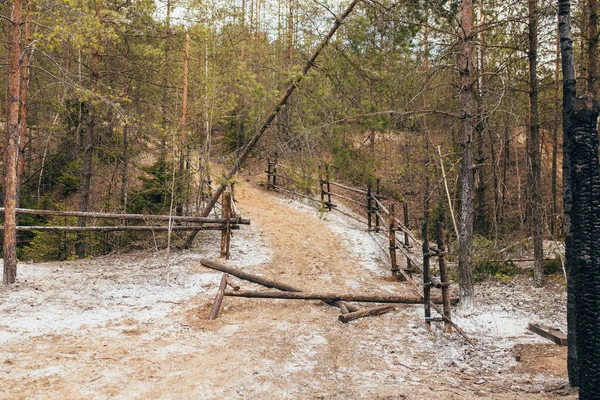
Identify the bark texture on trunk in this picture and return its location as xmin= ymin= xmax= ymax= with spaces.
xmin=17 ymin=2 xmax=32 ymax=207
xmin=588 ymin=0 xmax=598 ymax=96
xmin=76 ymin=1 xmax=102 ymax=259
xmin=3 ymin=0 xmax=22 ymax=285
xmin=558 ymin=0 xmax=578 ymax=386
xmin=528 ymin=0 xmax=544 ymax=287
xmin=569 ymin=94 xmax=600 ymax=396
xmin=160 ymin=0 xmax=171 ymax=164
xmin=458 ymin=0 xmax=475 ymax=309
xmin=552 ymin=30 xmax=560 ymax=238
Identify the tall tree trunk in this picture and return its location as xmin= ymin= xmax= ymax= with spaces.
xmin=552 ymin=28 xmax=561 ymax=238
xmin=569 ymin=93 xmax=600 ymax=398
xmin=76 ymin=0 xmax=102 ymax=259
xmin=474 ymin=7 xmax=487 ymax=234
xmin=160 ymin=0 xmax=171 ymax=164
xmin=558 ymin=0 xmax=578 ymax=387
xmin=588 ymin=0 xmax=598 ymax=96
xmin=528 ymin=0 xmax=544 ymax=287
xmin=3 ymin=0 xmax=22 ymax=285
xmin=423 ymin=17 xmax=430 ymax=226
xmin=458 ymin=0 xmax=476 ymax=309
xmin=500 ymin=114 xmax=511 ymax=226
xmin=121 ymin=43 xmax=130 ymax=212
xmin=17 ymin=1 xmax=32 ymax=207
xmin=176 ymin=34 xmax=190 ymax=217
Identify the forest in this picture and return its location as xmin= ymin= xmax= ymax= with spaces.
xmin=1 ymin=0 xmax=600 ymax=397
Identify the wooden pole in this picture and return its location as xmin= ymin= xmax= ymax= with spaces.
xmin=437 ymin=221 xmax=452 ymax=333
xmin=367 ymin=184 xmax=373 ymax=230
xmin=422 ymin=223 xmax=431 ymax=330
xmin=326 ymin=164 xmax=333 ymax=210
xmin=0 ymin=207 xmax=250 ymax=224
xmin=208 ymin=274 xmax=229 ymax=320
xmin=389 ymin=204 xmax=399 ymax=278
xmin=403 ymin=202 xmax=412 ymax=273
xmin=375 ymin=178 xmax=381 ymax=231
xmin=267 ymin=158 xmax=272 ymax=189
xmin=339 ymin=304 xmax=396 ymax=323
xmin=220 ymin=191 xmax=232 ymax=259
xmin=319 ymin=164 xmax=325 ymax=209
xmin=0 ymin=225 xmax=238 ymax=232
xmin=273 ymin=152 xmax=278 ymax=188
xmin=200 ymin=259 xmax=360 ymax=312
xmin=223 ymin=290 xmax=458 ymax=304
xmin=437 ymin=146 xmax=459 ymax=238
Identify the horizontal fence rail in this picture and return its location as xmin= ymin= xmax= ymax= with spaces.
xmin=1 ymin=207 xmax=250 ymax=225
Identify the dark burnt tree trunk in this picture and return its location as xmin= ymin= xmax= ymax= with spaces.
xmin=3 ymin=0 xmax=22 ymax=285
xmin=458 ymin=0 xmax=476 ymax=309
xmin=528 ymin=0 xmax=544 ymax=287
xmin=569 ymin=94 xmax=600 ymax=396
xmin=558 ymin=0 xmax=578 ymax=386
xmin=76 ymin=0 xmax=102 ymax=259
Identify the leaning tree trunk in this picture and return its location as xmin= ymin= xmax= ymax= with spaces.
xmin=3 ymin=0 xmax=22 ymax=285
xmin=185 ymin=0 xmax=360 ymax=247
xmin=558 ymin=0 xmax=578 ymax=386
xmin=457 ymin=0 xmax=476 ymax=309
xmin=568 ymin=94 xmax=600 ymax=396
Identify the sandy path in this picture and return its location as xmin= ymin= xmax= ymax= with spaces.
xmin=0 ymin=177 xmax=573 ymax=399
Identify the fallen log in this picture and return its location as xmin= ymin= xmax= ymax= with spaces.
xmin=222 ymin=290 xmax=459 ymax=304
xmin=528 ymin=323 xmax=567 ymax=346
xmin=339 ymin=305 xmax=396 ymax=323
xmin=226 ymin=278 xmax=240 ymax=291
xmin=208 ymin=274 xmax=229 ymax=320
xmin=199 ymin=259 xmax=360 ymax=312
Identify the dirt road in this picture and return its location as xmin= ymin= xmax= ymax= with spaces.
xmin=0 ymin=175 xmax=574 ymax=399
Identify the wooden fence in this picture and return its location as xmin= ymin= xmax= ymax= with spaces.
xmin=265 ymin=156 xmax=461 ymax=337
xmin=1 ymin=187 xmax=248 ymax=259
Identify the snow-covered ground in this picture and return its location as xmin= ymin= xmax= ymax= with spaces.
xmin=0 ymin=183 xmax=572 ymax=399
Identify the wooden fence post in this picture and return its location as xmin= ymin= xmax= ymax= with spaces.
xmin=436 ymin=221 xmax=452 ymax=333
xmin=208 ymin=274 xmax=229 ymax=320
xmin=367 ymin=184 xmax=372 ymax=230
xmin=403 ymin=202 xmax=412 ymax=273
xmin=325 ymin=163 xmax=333 ymax=210
xmin=422 ymin=222 xmax=431 ymax=330
xmin=389 ymin=204 xmax=398 ymax=278
xmin=319 ymin=164 xmax=325 ymax=210
xmin=266 ymin=158 xmax=272 ymax=189
xmin=220 ymin=191 xmax=232 ymax=259
xmin=272 ymin=152 xmax=278 ymax=189
xmin=375 ymin=178 xmax=381 ymax=231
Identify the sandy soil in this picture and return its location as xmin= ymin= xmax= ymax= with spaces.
xmin=0 ymin=170 xmax=575 ymax=399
